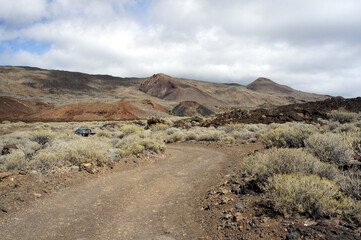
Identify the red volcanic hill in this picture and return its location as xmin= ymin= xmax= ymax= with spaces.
xmin=31 ymin=99 xmax=145 ymax=121
xmin=139 ymin=73 xmax=222 ymax=106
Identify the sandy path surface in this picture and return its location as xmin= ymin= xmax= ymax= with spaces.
xmin=0 ymin=146 xmax=225 ymax=240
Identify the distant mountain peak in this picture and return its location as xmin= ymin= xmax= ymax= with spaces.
xmin=247 ymin=77 xmax=295 ymax=94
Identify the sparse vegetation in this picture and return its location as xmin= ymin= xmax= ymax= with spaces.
xmin=260 ymin=123 xmax=317 ymax=148
xmin=243 ymin=148 xmax=338 ymax=183
xmin=328 ymin=110 xmax=359 ymax=124
xmin=263 ymin=173 xmax=361 ymax=222
xmin=305 ymin=132 xmax=353 ymax=166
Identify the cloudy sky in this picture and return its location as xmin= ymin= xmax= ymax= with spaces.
xmin=0 ymin=0 xmax=360 ymax=97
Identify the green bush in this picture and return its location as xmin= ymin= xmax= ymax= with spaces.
xmin=243 ymin=148 xmax=338 ymax=183
xmin=263 ymin=173 xmax=360 ymax=222
xmin=305 ymin=132 xmax=353 ymax=166
xmin=260 ymin=123 xmax=317 ymax=148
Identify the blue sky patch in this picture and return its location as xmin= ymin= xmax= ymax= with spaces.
xmin=0 ymin=38 xmax=51 ymax=55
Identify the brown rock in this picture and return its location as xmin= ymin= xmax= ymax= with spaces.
xmin=0 ymin=172 xmax=12 ymax=180
xmin=234 ymin=212 xmax=244 ymax=222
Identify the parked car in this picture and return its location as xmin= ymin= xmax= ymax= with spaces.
xmin=75 ymin=128 xmax=96 ymax=137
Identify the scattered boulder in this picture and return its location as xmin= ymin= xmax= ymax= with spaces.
xmin=146 ymin=118 xmax=166 ymax=129
xmin=80 ymin=163 xmax=98 ymax=174
xmin=1 ymin=145 xmax=18 ymax=155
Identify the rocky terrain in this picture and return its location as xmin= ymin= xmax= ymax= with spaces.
xmin=171 ymin=101 xmax=215 ymax=117
xmin=0 ymin=66 xmax=329 ymax=121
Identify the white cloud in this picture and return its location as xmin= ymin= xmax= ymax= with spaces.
xmin=0 ymin=0 xmax=48 ymax=25
xmin=1 ymin=0 xmax=361 ymax=97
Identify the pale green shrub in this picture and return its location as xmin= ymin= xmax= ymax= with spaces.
xmin=150 ymin=123 xmax=170 ymax=131
xmin=116 ymin=134 xmax=166 ymax=156
xmin=166 ymin=129 xmax=185 ymax=143
xmin=263 ymin=173 xmax=360 ymax=222
xmin=31 ymin=138 xmax=112 ymax=170
xmin=0 ymin=150 xmax=28 ymax=171
xmin=140 ymin=138 xmax=166 ymax=153
xmin=243 ymin=148 xmax=338 ymax=183
xmin=328 ymin=110 xmax=358 ymax=124
xmin=18 ymin=139 xmax=42 ymax=158
xmin=260 ymin=123 xmax=317 ymax=148
xmin=336 ymin=169 xmax=361 ymax=200
xmin=120 ymin=141 xmax=145 ymax=156
xmin=96 ymin=130 xmax=112 ymax=138
xmin=335 ymin=123 xmax=360 ymax=133
xmin=120 ymin=124 xmax=145 ymax=137
xmin=305 ymin=133 xmax=353 ymax=166
xmin=197 ymin=128 xmax=223 ymax=141
xmin=184 ymin=129 xmax=198 ymax=141
xmin=28 ymin=130 xmax=55 ymax=145
xmin=222 ymin=135 xmax=235 ymax=144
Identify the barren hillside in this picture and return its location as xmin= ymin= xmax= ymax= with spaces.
xmin=0 ymin=66 xmax=330 ymax=121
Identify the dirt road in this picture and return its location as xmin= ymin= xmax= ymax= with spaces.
xmin=0 ymin=146 xmax=226 ymax=240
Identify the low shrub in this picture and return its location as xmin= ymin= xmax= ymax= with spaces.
xmin=328 ymin=110 xmax=358 ymax=124
xmin=28 ymin=130 xmax=55 ymax=145
xmin=0 ymin=150 xmax=28 ymax=171
xmin=140 ymin=138 xmax=166 ymax=153
xmin=119 ymin=124 xmax=146 ymax=138
xmin=150 ymin=123 xmax=170 ymax=131
xmin=232 ymin=129 xmax=254 ymax=140
xmin=31 ymin=138 xmax=112 ymax=170
xmin=260 ymin=123 xmax=317 ymax=148
xmin=305 ymin=132 xmax=353 ymax=166
xmin=263 ymin=173 xmax=360 ymax=222
xmin=120 ymin=141 xmax=145 ymax=156
xmin=165 ymin=130 xmax=185 ymax=143
xmin=96 ymin=130 xmax=112 ymax=138
xmin=336 ymin=169 xmax=361 ymax=200
xmin=197 ymin=128 xmax=223 ymax=141
xmin=243 ymin=148 xmax=338 ymax=183
xmin=222 ymin=135 xmax=235 ymax=144
xmin=117 ymin=135 xmax=166 ymax=156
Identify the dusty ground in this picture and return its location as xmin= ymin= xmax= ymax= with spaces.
xmin=0 ymin=143 xmax=259 ymax=239
xmin=1 ymin=141 xmax=360 ymax=239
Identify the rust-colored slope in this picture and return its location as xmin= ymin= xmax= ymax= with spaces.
xmin=0 ymin=96 xmax=53 ymax=121
xmin=141 ymin=99 xmax=166 ymax=112
xmin=31 ymin=100 xmax=145 ymax=121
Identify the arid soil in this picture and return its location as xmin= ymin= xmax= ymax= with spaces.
xmin=0 ymin=142 xmax=258 ymax=239
xmin=1 ymin=142 xmax=360 ymax=239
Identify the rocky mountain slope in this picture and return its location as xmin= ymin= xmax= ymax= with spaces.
xmin=0 ymin=66 xmax=330 ymax=121
xmin=171 ymin=101 xmax=215 ymax=117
